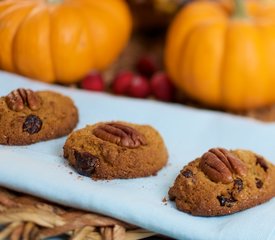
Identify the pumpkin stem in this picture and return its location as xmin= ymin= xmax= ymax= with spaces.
xmin=47 ymin=0 xmax=63 ymax=3
xmin=233 ymin=0 xmax=247 ymax=18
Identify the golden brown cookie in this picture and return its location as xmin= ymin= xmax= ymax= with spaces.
xmin=63 ymin=121 xmax=168 ymax=179
xmin=169 ymin=148 xmax=275 ymax=216
xmin=0 ymin=88 xmax=78 ymax=145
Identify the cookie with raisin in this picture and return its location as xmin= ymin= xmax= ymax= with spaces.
xmin=0 ymin=88 xmax=78 ymax=145
xmin=168 ymin=148 xmax=275 ymax=216
xmin=63 ymin=121 xmax=168 ymax=179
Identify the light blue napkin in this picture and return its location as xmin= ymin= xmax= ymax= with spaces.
xmin=0 ymin=72 xmax=275 ymax=240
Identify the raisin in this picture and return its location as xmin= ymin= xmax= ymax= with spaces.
xmin=217 ymin=195 xmax=227 ymax=206
xmin=217 ymin=195 xmax=236 ymax=207
xmin=74 ymin=151 xmax=99 ymax=177
xmin=255 ymin=178 xmax=263 ymax=189
xmin=234 ymin=178 xmax=243 ymax=192
xmin=256 ymin=156 xmax=268 ymax=172
xmin=182 ymin=169 xmax=193 ymax=178
xmin=23 ymin=115 xmax=42 ymax=134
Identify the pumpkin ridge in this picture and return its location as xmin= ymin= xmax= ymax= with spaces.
xmin=194 ymin=21 xmax=226 ymax=106
xmin=165 ymin=1 xmax=227 ymax=87
xmin=49 ymin=4 xmax=94 ymax=83
xmin=13 ymin=4 xmax=55 ymax=82
xmin=60 ymin=1 xmax=96 ymax=71
xmin=11 ymin=3 xmax=39 ymax=74
xmin=48 ymin=5 xmax=57 ymax=82
xmin=0 ymin=1 xmax=17 ymax=14
xmin=222 ymin=21 xmax=267 ymax=109
xmin=220 ymin=22 xmax=230 ymax=109
xmin=177 ymin=19 xmax=223 ymax=101
xmin=71 ymin=0 xmax=131 ymax=70
xmin=81 ymin=0 xmax=132 ymax=40
xmin=0 ymin=2 xmax=36 ymax=72
xmin=258 ymin=21 xmax=275 ymax=104
xmin=177 ymin=22 xmax=200 ymax=98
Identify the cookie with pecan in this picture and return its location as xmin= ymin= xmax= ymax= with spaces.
xmin=63 ymin=122 xmax=168 ymax=179
xmin=168 ymin=148 xmax=275 ymax=216
xmin=0 ymin=88 xmax=78 ymax=145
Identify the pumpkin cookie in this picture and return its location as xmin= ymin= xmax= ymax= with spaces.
xmin=0 ymin=88 xmax=78 ymax=145
xmin=63 ymin=121 xmax=168 ymax=179
xmin=168 ymin=148 xmax=275 ymax=216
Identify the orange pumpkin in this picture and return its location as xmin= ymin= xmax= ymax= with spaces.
xmin=0 ymin=0 xmax=132 ymax=84
xmin=165 ymin=0 xmax=275 ymax=110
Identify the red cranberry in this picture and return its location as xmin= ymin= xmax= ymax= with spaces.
xmin=80 ymin=71 xmax=105 ymax=92
xmin=112 ymin=71 xmax=134 ymax=95
xmin=127 ymin=75 xmax=151 ymax=98
xmin=136 ymin=55 xmax=158 ymax=77
xmin=150 ymin=72 xmax=175 ymax=101
xmin=112 ymin=72 xmax=151 ymax=99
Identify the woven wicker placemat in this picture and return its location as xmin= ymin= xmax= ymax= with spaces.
xmin=0 ymin=187 xmax=163 ymax=240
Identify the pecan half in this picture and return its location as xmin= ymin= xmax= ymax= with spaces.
xmin=199 ymin=148 xmax=247 ymax=184
xmin=93 ymin=122 xmax=147 ymax=148
xmin=5 ymin=88 xmax=41 ymax=112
